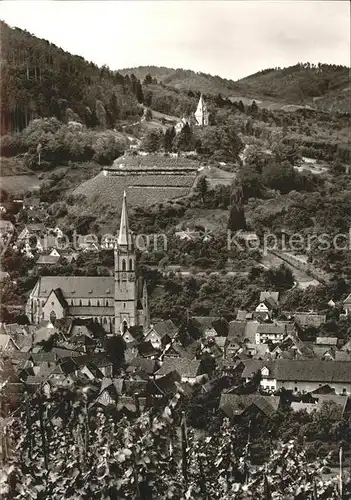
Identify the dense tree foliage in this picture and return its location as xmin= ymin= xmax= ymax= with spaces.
xmin=1 ymin=118 xmax=127 ymax=168
xmin=0 ymin=21 xmax=143 ymax=133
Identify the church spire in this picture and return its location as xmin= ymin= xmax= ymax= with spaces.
xmin=114 ymin=191 xmax=137 ymax=335
xmin=195 ymin=93 xmax=209 ymax=126
xmin=117 ymin=191 xmax=133 ymax=249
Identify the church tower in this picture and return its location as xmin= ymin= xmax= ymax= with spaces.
xmin=194 ymin=94 xmax=209 ymax=126
xmin=114 ymin=191 xmax=138 ymax=334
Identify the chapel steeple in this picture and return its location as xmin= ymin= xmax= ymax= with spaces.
xmin=195 ymin=94 xmax=209 ymax=126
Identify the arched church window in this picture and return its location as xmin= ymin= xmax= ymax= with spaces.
xmin=50 ymin=310 xmax=56 ymax=323
xmin=97 ymin=300 xmax=100 ymax=307
xmin=105 ymin=300 xmax=109 ymax=306
xmin=88 ymin=300 xmax=91 ymax=306
xmin=122 ymin=259 xmax=126 ymax=271
xmin=79 ymin=300 xmax=82 ymax=306
xmin=103 ymin=317 xmax=107 ymax=324
xmin=129 ymin=258 xmax=133 ymax=270
xmin=122 ymin=320 xmax=128 ymax=333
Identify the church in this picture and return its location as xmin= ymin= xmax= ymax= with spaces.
xmin=194 ymin=94 xmax=209 ymax=126
xmin=175 ymin=93 xmax=209 ymax=134
xmin=26 ymin=192 xmax=149 ymax=335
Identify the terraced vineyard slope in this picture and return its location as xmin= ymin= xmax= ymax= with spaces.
xmin=74 ymin=153 xmax=200 ymax=208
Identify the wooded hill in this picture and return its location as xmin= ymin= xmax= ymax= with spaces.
xmin=1 ymin=19 xmax=349 ymax=138
xmin=0 ymin=21 xmax=143 ymax=134
xmin=121 ymin=64 xmax=351 ymax=113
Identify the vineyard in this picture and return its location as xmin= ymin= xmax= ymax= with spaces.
xmin=74 ymin=170 xmax=197 ymax=208
xmin=0 ymin=385 xmax=349 ymax=499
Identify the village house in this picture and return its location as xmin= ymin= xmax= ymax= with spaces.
xmin=244 ymin=320 xmax=261 ymax=343
xmin=59 ymin=353 xmax=113 ymax=381
xmin=155 ymin=358 xmax=205 ymax=384
xmin=0 ymin=334 xmax=19 ymax=353
xmin=163 ymin=340 xmax=200 ymax=361
xmin=242 ymin=359 xmax=351 ymax=395
xmin=236 ymin=310 xmax=253 ymax=321
xmin=270 ymin=334 xmax=314 ymax=360
xmin=228 ymin=320 xmax=246 ymax=341
xmin=143 ymin=320 xmax=178 ymax=349
xmin=17 ymin=223 xmax=46 ymax=242
xmin=15 ymin=224 xmax=63 ymax=257
xmin=219 ymin=393 xmax=281 ymax=419
xmin=189 ymin=316 xmax=229 ymax=338
xmin=255 ymin=323 xmax=287 ymax=345
xmin=254 ymin=291 xmax=280 ymax=319
xmin=244 ymin=342 xmax=269 ymax=359
xmin=36 ymin=250 xmax=61 ymax=267
xmin=94 ymin=378 xmax=124 ymax=407
xmin=137 ymin=340 xmax=160 ymax=358
xmin=315 ymin=337 xmax=338 ymax=348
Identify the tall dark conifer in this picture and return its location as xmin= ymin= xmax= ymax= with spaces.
xmin=228 ymin=178 xmax=247 ymax=231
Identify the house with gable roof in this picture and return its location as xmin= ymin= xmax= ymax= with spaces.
xmin=256 ymin=323 xmax=287 ymax=345
xmin=219 ymin=393 xmax=281 ymax=419
xmin=241 ymin=359 xmax=351 ymax=395
xmin=155 ymin=358 xmax=205 ymax=384
xmin=315 ymin=337 xmax=338 ymax=347
xmin=36 ymin=252 xmax=61 ymax=267
xmin=144 ymin=320 xmax=178 ymax=349
xmin=255 ymin=291 xmax=280 ymax=319
xmin=0 ymin=334 xmax=19 ymax=353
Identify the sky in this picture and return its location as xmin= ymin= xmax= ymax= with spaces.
xmin=0 ymin=1 xmax=349 ymax=81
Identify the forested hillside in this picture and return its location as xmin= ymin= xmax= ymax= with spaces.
xmin=0 ymin=20 xmax=143 ymax=134
xmin=1 ymin=19 xmax=349 ymax=139
xmin=120 ymin=65 xmax=241 ymax=96
xmin=121 ymin=63 xmax=350 ymax=112
xmin=235 ymin=63 xmax=350 ymax=111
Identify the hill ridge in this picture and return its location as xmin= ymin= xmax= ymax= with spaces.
xmin=120 ymin=63 xmax=350 ymax=113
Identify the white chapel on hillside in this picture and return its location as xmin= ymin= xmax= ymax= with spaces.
xmin=194 ymin=94 xmax=209 ymax=126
